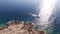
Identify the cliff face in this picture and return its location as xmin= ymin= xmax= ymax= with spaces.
xmin=0 ymin=20 xmax=47 ymax=34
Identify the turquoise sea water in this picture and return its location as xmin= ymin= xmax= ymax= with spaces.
xmin=0 ymin=12 xmax=34 ymax=25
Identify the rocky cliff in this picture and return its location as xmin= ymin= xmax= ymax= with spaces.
xmin=0 ymin=20 xmax=47 ymax=34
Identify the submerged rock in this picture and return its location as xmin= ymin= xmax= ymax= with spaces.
xmin=0 ymin=20 xmax=47 ymax=34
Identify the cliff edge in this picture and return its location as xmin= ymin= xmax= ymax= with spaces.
xmin=0 ymin=20 xmax=47 ymax=34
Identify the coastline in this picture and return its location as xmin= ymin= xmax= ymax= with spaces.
xmin=0 ymin=20 xmax=47 ymax=34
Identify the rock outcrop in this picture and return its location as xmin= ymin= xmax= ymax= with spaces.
xmin=0 ymin=20 xmax=47 ymax=34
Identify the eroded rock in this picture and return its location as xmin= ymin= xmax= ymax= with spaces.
xmin=0 ymin=20 xmax=47 ymax=34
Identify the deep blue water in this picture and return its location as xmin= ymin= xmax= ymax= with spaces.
xmin=0 ymin=0 xmax=60 ymax=34
xmin=0 ymin=7 xmax=36 ymax=25
xmin=0 ymin=0 xmax=38 ymax=25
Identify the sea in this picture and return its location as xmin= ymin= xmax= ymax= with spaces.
xmin=0 ymin=0 xmax=60 ymax=34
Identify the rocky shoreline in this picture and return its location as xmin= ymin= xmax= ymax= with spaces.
xmin=0 ymin=20 xmax=47 ymax=34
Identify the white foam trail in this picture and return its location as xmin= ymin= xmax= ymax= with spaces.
xmin=29 ymin=13 xmax=37 ymax=17
xmin=37 ymin=0 xmax=57 ymax=30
